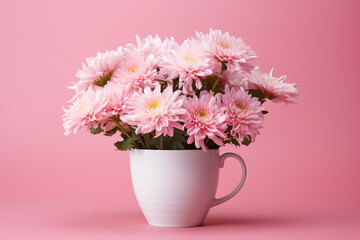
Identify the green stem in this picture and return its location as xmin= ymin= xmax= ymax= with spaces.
xmin=140 ymin=135 xmax=147 ymax=148
xmin=220 ymin=67 xmax=225 ymax=75
xmin=111 ymin=116 xmax=139 ymax=148
xmin=211 ymin=61 xmax=227 ymax=92
xmin=220 ymin=61 xmax=227 ymax=74
xmin=195 ymin=87 xmax=200 ymax=97
xmin=211 ymin=76 xmax=220 ymax=92
xmin=160 ymin=134 xmax=164 ymax=150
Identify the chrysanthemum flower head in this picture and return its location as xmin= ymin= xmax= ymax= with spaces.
xmin=222 ymin=85 xmax=264 ymax=143
xmin=127 ymin=35 xmax=179 ymax=67
xmin=196 ymin=29 xmax=256 ymax=72
xmin=100 ymin=83 xmax=133 ymax=132
xmin=70 ymin=49 xmax=123 ymax=94
xmin=62 ymin=88 xmax=109 ymax=135
xmin=247 ymin=67 xmax=300 ymax=104
xmin=121 ymin=86 xmax=186 ymax=137
xmin=183 ymin=91 xmax=227 ymax=151
xmin=103 ymin=82 xmax=132 ymax=115
xmin=221 ymin=68 xmax=248 ymax=90
xmin=112 ymin=49 xmax=160 ymax=91
xmin=160 ymin=39 xmax=220 ymax=94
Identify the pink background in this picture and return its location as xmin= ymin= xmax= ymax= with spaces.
xmin=1 ymin=0 xmax=359 ymax=239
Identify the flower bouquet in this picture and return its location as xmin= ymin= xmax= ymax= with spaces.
xmin=62 ymin=29 xmax=299 ymax=151
xmin=62 ymin=29 xmax=299 ymax=227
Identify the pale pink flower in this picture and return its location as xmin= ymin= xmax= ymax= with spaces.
xmin=70 ymin=49 xmax=123 ymax=94
xmin=112 ymin=49 xmax=159 ymax=90
xmin=247 ymin=67 xmax=300 ymax=104
xmin=121 ymin=86 xmax=186 ymax=137
xmin=127 ymin=35 xmax=179 ymax=66
xmin=222 ymin=85 xmax=264 ymax=143
xmin=196 ymin=29 xmax=256 ymax=72
xmin=62 ymin=88 xmax=109 ymax=135
xmin=100 ymin=83 xmax=133 ymax=132
xmin=160 ymin=39 xmax=220 ymax=94
xmin=221 ymin=68 xmax=248 ymax=90
xmin=183 ymin=92 xmax=227 ymax=151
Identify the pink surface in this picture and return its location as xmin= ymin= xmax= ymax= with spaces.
xmin=1 ymin=0 xmax=360 ymax=239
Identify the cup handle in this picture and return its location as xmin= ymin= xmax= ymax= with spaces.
xmin=212 ymin=152 xmax=247 ymax=207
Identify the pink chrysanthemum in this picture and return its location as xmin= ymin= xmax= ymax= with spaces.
xmin=62 ymin=88 xmax=109 ymax=135
xmin=221 ymin=85 xmax=264 ymax=143
xmin=127 ymin=35 xmax=179 ymax=67
xmin=70 ymin=49 xmax=123 ymax=94
xmin=183 ymin=92 xmax=227 ymax=151
xmin=100 ymin=83 xmax=133 ymax=132
xmin=121 ymin=86 xmax=186 ymax=137
xmin=221 ymin=68 xmax=248 ymax=90
xmin=112 ymin=49 xmax=160 ymax=90
xmin=247 ymin=67 xmax=300 ymax=104
xmin=160 ymin=39 xmax=220 ymax=94
xmin=196 ymin=29 xmax=256 ymax=72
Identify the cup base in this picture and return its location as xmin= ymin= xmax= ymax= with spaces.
xmin=148 ymin=221 xmax=204 ymax=228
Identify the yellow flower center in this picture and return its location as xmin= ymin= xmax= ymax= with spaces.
xmin=93 ymin=70 xmax=113 ymax=87
xmin=129 ymin=65 xmax=138 ymax=73
xmin=183 ymin=55 xmax=198 ymax=63
xmin=220 ymin=42 xmax=231 ymax=49
xmin=148 ymin=100 xmax=160 ymax=110
xmin=80 ymin=103 xmax=89 ymax=111
xmin=235 ymin=102 xmax=245 ymax=111
xmin=196 ymin=109 xmax=207 ymax=118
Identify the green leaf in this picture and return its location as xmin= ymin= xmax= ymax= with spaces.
xmin=223 ymin=140 xmax=231 ymax=144
xmin=104 ymin=127 xmax=118 ymax=136
xmin=248 ymin=89 xmax=262 ymax=99
xmin=143 ymin=133 xmax=160 ymax=149
xmin=160 ymin=82 xmax=168 ymax=91
xmin=89 ymin=125 xmax=102 ymax=135
xmin=261 ymin=110 xmax=269 ymax=115
xmin=172 ymin=78 xmax=179 ymax=91
xmin=248 ymin=89 xmax=268 ymax=104
xmin=164 ymin=129 xmax=186 ymax=150
xmin=241 ymin=136 xmax=252 ymax=146
xmin=114 ymin=138 xmax=133 ymax=151
xmin=231 ymin=138 xmax=241 ymax=147
xmin=206 ymin=138 xmax=220 ymax=149
xmin=129 ymin=127 xmax=141 ymax=141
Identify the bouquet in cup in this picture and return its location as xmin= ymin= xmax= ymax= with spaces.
xmin=62 ymin=29 xmax=299 ymax=151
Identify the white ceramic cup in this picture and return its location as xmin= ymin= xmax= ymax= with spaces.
xmin=130 ymin=149 xmax=247 ymax=227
